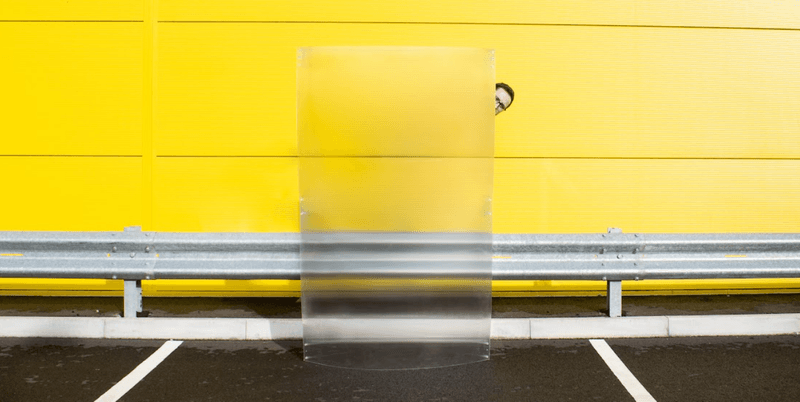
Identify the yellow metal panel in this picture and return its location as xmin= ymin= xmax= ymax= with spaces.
xmin=1 ymin=1 xmax=142 ymax=21
xmin=498 ymin=27 xmax=800 ymax=159
xmin=152 ymin=157 xmax=299 ymax=232
xmin=633 ymin=1 xmax=799 ymax=30
xmin=142 ymin=1 xmax=158 ymax=229
xmin=1 ymin=22 xmax=143 ymax=155
xmin=158 ymin=1 xmax=800 ymax=29
xmin=157 ymin=23 xmax=800 ymax=158
xmin=152 ymin=157 xmax=799 ymax=234
xmin=0 ymin=157 xmax=142 ymax=231
xmin=494 ymin=159 xmax=800 ymax=234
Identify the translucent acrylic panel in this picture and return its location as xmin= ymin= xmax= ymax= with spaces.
xmin=298 ymin=47 xmax=494 ymax=369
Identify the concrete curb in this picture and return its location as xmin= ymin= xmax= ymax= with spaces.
xmin=2 ymin=315 xmax=799 ymax=340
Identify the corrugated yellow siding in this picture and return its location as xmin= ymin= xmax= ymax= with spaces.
xmin=1 ymin=1 xmax=799 ymax=296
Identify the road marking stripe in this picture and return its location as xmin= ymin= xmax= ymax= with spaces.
xmin=590 ymin=339 xmax=657 ymax=402
xmin=94 ymin=340 xmax=183 ymax=402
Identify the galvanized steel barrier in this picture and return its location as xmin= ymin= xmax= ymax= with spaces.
xmin=2 ymin=228 xmax=799 ymax=318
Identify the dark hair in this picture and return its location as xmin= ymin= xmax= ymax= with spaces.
xmin=496 ymin=82 xmax=515 ymax=108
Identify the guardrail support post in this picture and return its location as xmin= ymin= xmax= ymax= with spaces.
xmin=124 ymin=280 xmax=143 ymax=318
xmin=607 ymin=280 xmax=622 ymax=317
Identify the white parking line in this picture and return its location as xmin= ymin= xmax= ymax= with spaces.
xmin=94 ymin=340 xmax=183 ymax=402
xmin=590 ymin=339 xmax=657 ymax=402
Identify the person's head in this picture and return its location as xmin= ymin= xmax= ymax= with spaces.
xmin=495 ymin=83 xmax=514 ymax=115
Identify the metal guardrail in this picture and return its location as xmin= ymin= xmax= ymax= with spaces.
xmin=2 ymin=229 xmax=800 ymax=318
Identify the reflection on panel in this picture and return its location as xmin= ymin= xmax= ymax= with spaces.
xmin=299 ymin=158 xmax=493 ymax=233
xmin=301 ymin=232 xmax=492 ymax=369
xmin=298 ymin=47 xmax=494 ymax=369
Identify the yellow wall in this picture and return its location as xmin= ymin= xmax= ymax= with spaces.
xmin=2 ymin=2 xmax=799 ymax=295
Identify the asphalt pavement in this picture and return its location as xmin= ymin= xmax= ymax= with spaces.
xmin=2 ymin=336 xmax=800 ymax=401
xmin=3 ymin=294 xmax=800 ymax=319
xmin=2 ymin=294 xmax=800 ymax=401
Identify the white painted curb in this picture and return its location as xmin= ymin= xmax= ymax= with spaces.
xmin=531 ymin=316 xmax=669 ymax=339
xmin=668 ymin=314 xmax=800 ymax=337
xmin=1 ymin=315 xmax=799 ymax=340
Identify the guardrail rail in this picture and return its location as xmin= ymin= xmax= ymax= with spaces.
xmin=2 ymin=228 xmax=799 ymax=318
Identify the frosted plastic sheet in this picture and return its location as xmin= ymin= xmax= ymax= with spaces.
xmin=298 ymin=46 xmax=494 ymax=369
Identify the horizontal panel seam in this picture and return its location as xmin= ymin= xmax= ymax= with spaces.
xmin=156 ymin=21 xmax=800 ymax=32
xmin=0 ymin=155 xmax=143 ymax=158
xmin=0 ymin=20 xmax=143 ymax=23
xmin=5 ymin=156 xmax=792 ymax=161
xmin=152 ymin=156 xmax=800 ymax=161
xmin=494 ymin=157 xmax=800 ymax=161
xmin=4 ymin=21 xmax=794 ymax=31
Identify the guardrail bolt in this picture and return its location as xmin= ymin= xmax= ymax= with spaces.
xmin=145 ymin=246 xmax=151 ymax=253
xmin=130 ymin=253 xmax=135 ymax=258
xmin=112 ymin=246 xmax=117 ymax=252
xmin=633 ymin=248 xmax=639 ymax=254
xmin=616 ymin=254 xmax=622 ymax=259
xmin=600 ymin=248 xmax=606 ymax=254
